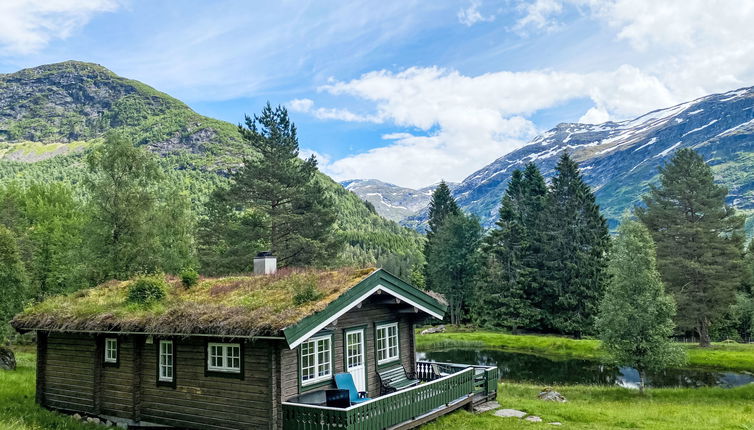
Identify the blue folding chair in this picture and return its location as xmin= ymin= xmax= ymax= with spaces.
xmin=334 ymin=372 xmax=371 ymax=404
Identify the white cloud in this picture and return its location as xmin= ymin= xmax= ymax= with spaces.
xmin=299 ymin=148 xmax=331 ymax=167
xmin=289 ymin=98 xmax=314 ymax=112
xmin=0 ymin=0 xmax=120 ymax=54
xmin=458 ymin=0 xmax=495 ymax=26
xmin=513 ymin=0 xmax=564 ymax=33
xmin=307 ymin=65 xmax=675 ymax=187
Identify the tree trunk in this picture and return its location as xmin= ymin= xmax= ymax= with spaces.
xmin=638 ymin=370 xmax=645 ymax=395
xmin=697 ymin=318 xmax=712 ymax=347
xmin=0 ymin=347 xmax=16 ymax=371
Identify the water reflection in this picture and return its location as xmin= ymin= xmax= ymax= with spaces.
xmin=416 ymin=349 xmax=754 ymax=389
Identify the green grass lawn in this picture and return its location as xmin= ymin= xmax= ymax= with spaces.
xmin=0 ymin=349 xmax=96 ymax=430
xmin=424 ymin=383 xmax=754 ymax=430
xmin=2 ymin=346 xmax=753 ymax=430
xmin=416 ymin=328 xmax=754 ymax=371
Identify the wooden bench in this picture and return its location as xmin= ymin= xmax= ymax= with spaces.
xmin=377 ymin=365 xmax=420 ymax=395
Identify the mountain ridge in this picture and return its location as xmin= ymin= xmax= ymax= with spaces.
xmin=354 ymin=85 xmax=754 ymax=230
xmin=0 ymin=61 xmax=425 ymax=275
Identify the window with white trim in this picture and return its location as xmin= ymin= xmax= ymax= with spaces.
xmin=207 ymin=343 xmax=241 ymax=373
xmin=104 ymin=338 xmax=118 ymax=363
xmin=159 ymin=340 xmax=174 ymax=382
xmin=376 ymin=323 xmax=399 ymax=364
xmin=300 ymin=335 xmax=332 ymax=385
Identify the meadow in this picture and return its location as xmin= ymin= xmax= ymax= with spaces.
xmin=2 ymin=344 xmax=753 ymax=430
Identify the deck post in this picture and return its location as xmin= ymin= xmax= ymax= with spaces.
xmin=35 ymin=331 xmax=47 ymax=406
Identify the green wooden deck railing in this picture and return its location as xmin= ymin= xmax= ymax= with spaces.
xmin=282 ymin=367 xmax=477 ymax=430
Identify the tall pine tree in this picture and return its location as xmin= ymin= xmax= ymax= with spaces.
xmin=542 ymin=153 xmax=610 ymax=337
xmin=424 ymin=181 xmax=461 ymax=292
xmin=202 ymin=103 xmax=338 ymax=269
xmin=637 ymin=148 xmax=745 ymax=347
xmin=596 ymin=219 xmax=685 ymax=393
xmin=476 ymin=170 xmax=538 ymax=331
xmin=426 ymin=212 xmax=482 ymax=324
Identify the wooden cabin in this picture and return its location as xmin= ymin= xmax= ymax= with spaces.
xmin=13 ymin=257 xmax=498 ymax=430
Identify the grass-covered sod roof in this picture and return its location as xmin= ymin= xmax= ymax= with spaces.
xmin=12 ymin=267 xmax=375 ymax=338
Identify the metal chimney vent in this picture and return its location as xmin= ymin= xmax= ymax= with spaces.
xmin=253 ymin=251 xmax=277 ymax=275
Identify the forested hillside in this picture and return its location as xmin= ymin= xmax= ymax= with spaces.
xmin=0 ymin=61 xmax=424 ymax=277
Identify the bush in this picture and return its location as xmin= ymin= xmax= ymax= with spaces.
xmin=180 ymin=267 xmax=199 ymax=288
xmin=292 ymin=278 xmax=323 ymax=305
xmin=127 ymin=275 xmax=167 ymax=306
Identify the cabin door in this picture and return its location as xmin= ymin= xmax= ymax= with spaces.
xmin=345 ymin=329 xmax=366 ymax=392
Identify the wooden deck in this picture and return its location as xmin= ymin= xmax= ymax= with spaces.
xmin=282 ymin=362 xmax=499 ymax=430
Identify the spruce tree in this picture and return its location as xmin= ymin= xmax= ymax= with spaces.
xmin=424 ymin=181 xmax=461 ymax=292
xmin=203 ymin=103 xmax=337 ymax=268
xmin=637 ymin=148 xmax=745 ymax=347
xmin=596 ymin=219 xmax=685 ymax=393
xmin=542 ymin=153 xmax=610 ymax=337
xmin=476 ymin=170 xmax=538 ymax=331
xmin=425 ymin=212 xmax=482 ymax=324
xmin=426 ymin=181 xmax=460 ymax=239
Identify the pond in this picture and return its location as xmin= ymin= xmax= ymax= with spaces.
xmin=416 ymin=349 xmax=754 ymax=389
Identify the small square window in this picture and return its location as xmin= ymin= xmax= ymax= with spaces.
xmin=207 ymin=342 xmax=242 ymax=374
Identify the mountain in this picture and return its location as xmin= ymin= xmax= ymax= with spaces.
xmin=0 ymin=61 xmax=425 ymax=274
xmin=414 ymin=86 xmax=754 ymax=229
xmin=341 ymin=179 xmax=446 ymax=222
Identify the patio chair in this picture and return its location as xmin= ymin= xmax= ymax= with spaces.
xmin=334 ymin=373 xmax=371 ymax=404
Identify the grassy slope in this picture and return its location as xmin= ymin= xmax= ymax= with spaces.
xmin=425 ymin=383 xmax=754 ymax=430
xmin=415 ymin=329 xmax=754 ymax=371
xmin=3 ymin=349 xmax=752 ymax=430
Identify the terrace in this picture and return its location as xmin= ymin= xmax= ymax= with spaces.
xmin=282 ymin=361 xmax=499 ymax=430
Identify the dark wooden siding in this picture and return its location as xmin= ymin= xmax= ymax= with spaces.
xmin=100 ymin=336 xmax=134 ymax=418
xmin=140 ymin=337 xmax=274 ymax=430
xmin=43 ymin=333 xmax=96 ymax=413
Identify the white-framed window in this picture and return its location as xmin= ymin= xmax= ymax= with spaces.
xmin=300 ymin=334 xmax=332 ymax=385
xmin=376 ymin=323 xmax=399 ymax=364
xmin=104 ymin=338 xmax=118 ymax=363
xmin=159 ymin=340 xmax=174 ymax=382
xmin=207 ymin=343 xmax=241 ymax=373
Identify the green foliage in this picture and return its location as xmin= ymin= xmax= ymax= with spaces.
xmin=596 ymin=220 xmax=686 ymax=392
xmin=0 ymin=227 xmax=28 ymax=342
xmin=126 ymin=276 xmax=168 ymax=306
xmin=425 ymin=212 xmax=482 ymax=324
xmin=541 ymin=153 xmax=610 ymax=336
xmin=416 ymin=328 xmax=754 ymax=371
xmin=85 ymin=133 xmax=195 ymax=280
xmin=180 ymin=267 xmax=199 ymax=288
xmin=475 ymin=164 xmax=548 ymax=332
xmin=637 ymin=148 xmax=746 ymax=346
xmin=0 ymin=182 xmax=88 ymax=298
xmin=200 ymin=103 xmax=338 ymax=271
xmin=425 ymin=180 xmax=460 ymax=239
xmin=291 ymin=276 xmax=324 ymax=305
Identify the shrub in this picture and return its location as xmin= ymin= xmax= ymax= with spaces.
xmin=292 ymin=277 xmax=323 ymax=305
xmin=127 ymin=275 xmax=167 ymax=306
xmin=180 ymin=267 xmax=199 ymax=288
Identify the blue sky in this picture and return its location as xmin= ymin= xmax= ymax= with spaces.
xmin=1 ymin=1 xmax=753 ymax=188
